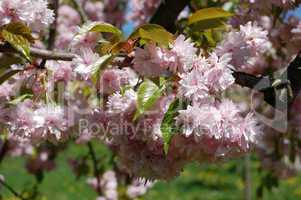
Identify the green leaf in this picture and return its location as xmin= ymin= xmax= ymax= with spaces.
xmin=1 ymin=22 xmax=35 ymax=42
xmin=188 ymin=8 xmax=233 ymax=31
xmin=1 ymin=22 xmax=34 ymax=61
xmin=90 ymin=54 xmax=113 ymax=84
xmin=75 ymin=22 xmax=122 ymax=42
xmin=0 ymin=68 xmax=22 ymax=85
xmin=188 ymin=7 xmax=233 ymax=25
xmin=203 ymin=30 xmax=216 ymax=46
xmin=134 ymin=79 xmax=163 ymax=120
xmin=8 ymin=94 xmax=33 ymax=105
xmin=161 ymin=99 xmax=180 ymax=155
xmin=129 ymin=24 xmax=173 ymax=47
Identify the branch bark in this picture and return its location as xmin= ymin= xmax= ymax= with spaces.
xmin=70 ymin=0 xmax=89 ymax=23
xmin=0 ymin=178 xmax=25 ymax=200
xmin=87 ymin=142 xmax=102 ymax=195
xmin=150 ymin=0 xmax=190 ymax=33
xmin=0 ymin=44 xmax=76 ymax=61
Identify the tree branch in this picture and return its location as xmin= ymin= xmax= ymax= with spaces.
xmin=150 ymin=0 xmax=190 ymax=33
xmin=87 ymin=142 xmax=102 ymax=195
xmin=70 ymin=0 xmax=89 ymax=23
xmin=0 ymin=44 xmax=76 ymax=61
xmin=0 ymin=179 xmax=25 ymax=200
xmin=47 ymin=0 xmax=59 ymax=50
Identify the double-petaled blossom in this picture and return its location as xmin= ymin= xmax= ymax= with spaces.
xmin=107 ymin=89 xmax=137 ymax=114
xmin=133 ymin=35 xmax=197 ymax=77
xmin=216 ymin=22 xmax=271 ymax=74
xmin=0 ymin=0 xmax=54 ymax=31
xmin=99 ymin=68 xmax=138 ymax=95
xmin=133 ymin=43 xmax=167 ymax=77
xmin=178 ymin=53 xmax=234 ymax=105
xmin=87 ymin=170 xmax=118 ymax=200
xmin=8 ymin=100 xmax=68 ymax=143
xmin=130 ymin=0 xmax=161 ymax=25
xmin=72 ymin=48 xmax=100 ymax=80
xmin=176 ymin=100 xmax=261 ymax=156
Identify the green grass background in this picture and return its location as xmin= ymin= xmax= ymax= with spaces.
xmin=1 ymin=143 xmax=301 ymax=200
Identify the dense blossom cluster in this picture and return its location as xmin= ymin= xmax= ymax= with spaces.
xmin=0 ymin=0 xmax=54 ymax=31
xmin=1 ymin=0 xmax=301 ymax=198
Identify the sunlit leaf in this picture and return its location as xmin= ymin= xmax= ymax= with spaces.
xmin=161 ymin=99 xmax=180 ymax=155
xmin=188 ymin=8 xmax=233 ymax=31
xmin=1 ymin=22 xmax=34 ymax=61
xmin=90 ymin=54 xmax=113 ymax=84
xmin=129 ymin=24 xmax=173 ymax=47
xmin=8 ymin=94 xmax=33 ymax=105
xmin=75 ymin=22 xmax=122 ymax=42
xmin=134 ymin=79 xmax=163 ymax=120
xmin=188 ymin=7 xmax=233 ymax=25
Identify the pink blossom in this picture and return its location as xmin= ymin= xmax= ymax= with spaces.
xmin=107 ymin=89 xmax=137 ymax=114
xmin=72 ymin=48 xmax=100 ymax=79
xmin=169 ymin=35 xmax=197 ymax=73
xmin=127 ymin=179 xmax=154 ymax=199
xmin=216 ymin=22 xmax=271 ymax=73
xmin=133 ymin=44 xmax=167 ymax=77
xmin=0 ymin=0 xmax=54 ymax=31
xmin=99 ymin=68 xmax=138 ymax=95
xmin=46 ymin=61 xmax=73 ymax=82
xmin=130 ymin=0 xmax=161 ymax=25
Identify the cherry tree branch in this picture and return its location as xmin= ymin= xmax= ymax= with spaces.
xmin=149 ymin=0 xmax=301 ymax=110
xmin=0 ymin=44 xmax=76 ymax=61
xmin=0 ymin=179 xmax=25 ymax=200
xmin=47 ymin=0 xmax=59 ymax=50
xmin=87 ymin=142 xmax=102 ymax=195
xmin=150 ymin=0 xmax=190 ymax=33
xmin=70 ymin=0 xmax=89 ymax=23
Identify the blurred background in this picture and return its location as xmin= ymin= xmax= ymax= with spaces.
xmin=2 ymin=141 xmax=301 ymax=200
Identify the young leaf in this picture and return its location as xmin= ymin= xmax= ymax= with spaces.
xmin=188 ymin=8 xmax=233 ymax=31
xmin=161 ymin=99 xmax=180 ymax=155
xmin=129 ymin=24 xmax=173 ymax=47
xmin=1 ymin=22 xmax=35 ymax=42
xmin=90 ymin=54 xmax=113 ymax=84
xmin=1 ymin=22 xmax=34 ymax=61
xmin=75 ymin=22 xmax=122 ymax=42
xmin=188 ymin=7 xmax=233 ymax=25
xmin=134 ymin=79 xmax=163 ymax=120
xmin=0 ymin=68 xmax=22 ymax=85
xmin=8 ymin=94 xmax=33 ymax=105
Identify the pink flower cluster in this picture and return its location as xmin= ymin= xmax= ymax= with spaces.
xmin=130 ymin=0 xmax=161 ymax=25
xmin=216 ymin=22 xmax=271 ymax=74
xmin=133 ymin=35 xmax=197 ymax=77
xmin=87 ymin=170 xmax=154 ymax=200
xmin=8 ymin=100 xmax=68 ymax=143
xmin=0 ymin=0 xmax=54 ymax=31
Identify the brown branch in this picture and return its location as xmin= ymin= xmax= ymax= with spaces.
xmin=87 ymin=142 xmax=102 ymax=195
xmin=0 ymin=179 xmax=25 ymax=200
xmin=0 ymin=139 xmax=9 ymax=164
xmin=47 ymin=0 xmax=59 ymax=50
xmin=0 ymin=44 xmax=76 ymax=61
xmin=233 ymin=52 xmax=301 ymax=110
xmin=150 ymin=0 xmax=190 ymax=33
xmin=70 ymin=0 xmax=89 ymax=23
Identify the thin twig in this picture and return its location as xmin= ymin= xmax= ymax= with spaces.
xmin=47 ymin=0 xmax=59 ymax=50
xmin=70 ymin=0 xmax=89 ymax=23
xmin=0 ymin=139 xmax=9 ymax=164
xmin=150 ymin=0 xmax=190 ymax=33
xmin=0 ymin=45 xmax=76 ymax=61
xmin=39 ymin=0 xmax=59 ymax=69
xmin=87 ymin=142 xmax=102 ymax=195
xmin=0 ymin=179 xmax=25 ymax=200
